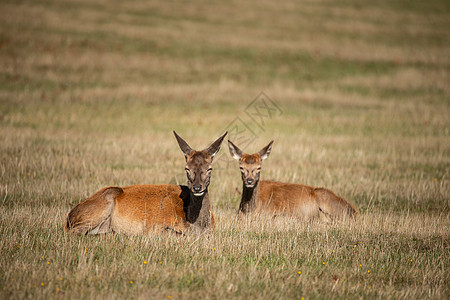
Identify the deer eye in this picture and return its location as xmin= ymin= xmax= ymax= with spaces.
xmin=207 ymin=168 xmax=212 ymax=172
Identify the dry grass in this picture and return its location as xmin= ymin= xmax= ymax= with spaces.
xmin=0 ymin=0 xmax=449 ymax=299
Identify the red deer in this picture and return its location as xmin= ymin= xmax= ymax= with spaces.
xmin=227 ymin=140 xmax=358 ymax=221
xmin=65 ymin=131 xmax=227 ymax=235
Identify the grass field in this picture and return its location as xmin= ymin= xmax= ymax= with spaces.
xmin=1 ymin=0 xmax=449 ymax=298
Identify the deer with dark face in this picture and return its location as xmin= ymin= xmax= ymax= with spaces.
xmin=228 ymin=140 xmax=358 ymax=221
xmin=65 ymin=131 xmax=227 ymax=235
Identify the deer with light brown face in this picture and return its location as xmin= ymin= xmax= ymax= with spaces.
xmin=65 ymin=131 xmax=227 ymax=235
xmin=228 ymin=140 xmax=358 ymax=221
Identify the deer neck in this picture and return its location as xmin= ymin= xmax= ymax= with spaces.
xmin=240 ymin=182 xmax=258 ymax=213
xmin=186 ymin=190 xmax=212 ymax=230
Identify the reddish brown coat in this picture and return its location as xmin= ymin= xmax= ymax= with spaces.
xmin=255 ymin=180 xmax=358 ymax=220
xmin=65 ymin=131 xmax=226 ymax=235
xmin=64 ymin=184 xmax=215 ymax=235
xmin=228 ymin=140 xmax=358 ymax=221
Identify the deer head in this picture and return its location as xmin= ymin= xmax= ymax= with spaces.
xmin=228 ymin=140 xmax=273 ymax=188
xmin=174 ymin=131 xmax=228 ymax=196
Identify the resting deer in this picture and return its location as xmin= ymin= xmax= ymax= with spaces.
xmin=227 ymin=140 xmax=358 ymax=221
xmin=65 ymin=131 xmax=227 ymax=235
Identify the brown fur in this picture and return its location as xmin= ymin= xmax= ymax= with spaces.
xmin=65 ymin=186 xmax=123 ymax=234
xmin=65 ymin=131 xmax=226 ymax=235
xmin=228 ymin=140 xmax=358 ymax=221
xmin=241 ymin=154 xmax=260 ymax=164
xmin=65 ymin=184 xmax=215 ymax=235
xmin=255 ymin=181 xmax=358 ymax=220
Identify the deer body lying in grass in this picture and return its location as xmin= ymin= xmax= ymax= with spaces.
xmin=65 ymin=131 xmax=227 ymax=235
xmin=228 ymin=140 xmax=358 ymax=221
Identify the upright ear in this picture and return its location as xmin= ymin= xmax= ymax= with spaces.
xmin=227 ymin=140 xmax=243 ymax=161
xmin=173 ymin=131 xmax=193 ymax=158
xmin=205 ymin=131 xmax=228 ymax=159
xmin=258 ymin=140 xmax=274 ymax=161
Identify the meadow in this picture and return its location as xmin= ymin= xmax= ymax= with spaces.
xmin=0 ymin=0 xmax=449 ymax=298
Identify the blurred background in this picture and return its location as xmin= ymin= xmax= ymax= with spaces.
xmin=1 ymin=1 xmax=449 ymax=299
xmin=1 ymin=0 xmax=448 ymax=211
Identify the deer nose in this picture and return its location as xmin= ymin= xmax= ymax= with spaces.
xmin=246 ymin=179 xmax=254 ymax=185
xmin=193 ymin=185 xmax=202 ymax=192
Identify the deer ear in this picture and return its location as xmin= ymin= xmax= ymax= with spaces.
xmin=173 ymin=131 xmax=193 ymax=158
xmin=227 ymin=140 xmax=243 ymax=161
xmin=258 ymin=140 xmax=274 ymax=161
xmin=205 ymin=131 xmax=228 ymax=159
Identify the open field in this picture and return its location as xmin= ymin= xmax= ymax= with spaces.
xmin=0 ymin=0 xmax=449 ymax=298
